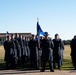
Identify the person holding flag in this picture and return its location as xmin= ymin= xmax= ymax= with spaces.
xmin=37 ymin=18 xmax=54 ymax=72
xmin=37 ymin=18 xmax=45 ymax=68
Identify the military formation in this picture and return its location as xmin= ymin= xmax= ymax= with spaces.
xmin=3 ymin=32 xmax=76 ymax=72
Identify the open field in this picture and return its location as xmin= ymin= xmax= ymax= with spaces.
xmin=0 ymin=45 xmax=71 ymax=60
xmin=0 ymin=46 xmax=5 ymax=60
xmin=64 ymin=45 xmax=71 ymax=59
xmin=0 ymin=45 xmax=73 ymax=70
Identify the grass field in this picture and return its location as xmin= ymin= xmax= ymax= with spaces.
xmin=0 ymin=46 xmax=5 ymax=60
xmin=0 ymin=45 xmax=73 ymax=70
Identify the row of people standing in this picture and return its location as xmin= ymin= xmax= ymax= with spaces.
xmin=3 ymin=32 xmax=64 ymax=72
xmin=40 ymin=32 xmax=64 ymax=72
xmin=4 ymin=33 xmax=30 ymax=69
xmin=22 ymin=32 xmax=64 ymax=72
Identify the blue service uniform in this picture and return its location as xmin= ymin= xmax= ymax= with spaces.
xmin=14 ymin=38 xmax=21 ymax=65
xmin=25 ymin=40 xmax=30 ymax=60
xmin=53 ymin=39 xmax=64 ymax=69
xmin=70 ymin=38 xmax=76 ymax=69
xmin=10 ymin=39 xmax=17 ymax=68
xmin=29 ymin=39 xmax=38 ymax=68
xmin=4 ymin=40 xmax=14 ymax=69
xmin=17 ymin=38 xmax=25 ymax=64
xmin=40 ymin=38 xmax=54 ymax=71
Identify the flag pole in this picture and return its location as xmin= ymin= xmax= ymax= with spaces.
xmin=37 ymin=18 xmax=41 ymax=68
xmin=37 ymin=17 xmax=39 ymax=22
xmin=37 ymin=17 xmax=40 ymax=49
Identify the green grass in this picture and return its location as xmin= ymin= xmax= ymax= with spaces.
xmin=0 ymin=45 xmax=74 ymax=70
xmin=0 ymin=58 xmax=73 ymax=70
xmin=0 ymin=59 xmax=6 ymax=70
xmin=61 ymin=59 xmax=73 ymax=70
xmin=45 ymin=59 xmax=73 ymax=70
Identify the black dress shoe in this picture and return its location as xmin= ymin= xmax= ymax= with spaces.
xmin=58 ymin=67 xmax=61 ymax=70
xmin=50 ymin=70 xmax=54 ymax=72
xmin=74 ymin=67 xmax=76 ymax=70
xmin=40 ymin=70 xmax=45 ymax=72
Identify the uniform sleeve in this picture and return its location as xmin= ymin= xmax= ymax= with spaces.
xmin=70 ymin=40 xmax=72 ymax=49
xmin=28 ymin=40 xmax=31 ymax=49
xmin=40 ymin=39 xmax=43 ymax=49
xmin=16 ymin=40 xmax=20 ymax=49
xmin=3 ymin=41 xmax=6 ymax=50
xmin=51 ymin=40 xmax=54 ymax=49
xmin=60 ymin=39 xmax=64 ymax=50
xmin=36 ymin=40 xmax=39 ymax=48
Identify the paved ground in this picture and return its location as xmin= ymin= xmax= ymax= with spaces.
xmin=0 ymin=70 xmax=76 ymax=75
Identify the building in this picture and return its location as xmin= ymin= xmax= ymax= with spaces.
xmin=0 ymin=33 xmax=32 ymax=45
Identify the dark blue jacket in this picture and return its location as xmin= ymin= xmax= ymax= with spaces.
xmin=41 ymin=38 xmax=54 ymax=61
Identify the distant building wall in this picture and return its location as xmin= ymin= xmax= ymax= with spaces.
xmin=0 ymin=33 xmax=32 ymax=45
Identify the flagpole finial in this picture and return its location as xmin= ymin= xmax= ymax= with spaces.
xmin=37 ymin=17 xmax=39 ymax=22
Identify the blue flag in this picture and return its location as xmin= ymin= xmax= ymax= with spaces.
xmin=37 ymin=21 xmax=45 ymax=35
xmin=37 ymin=21 xmax=45 ymax=41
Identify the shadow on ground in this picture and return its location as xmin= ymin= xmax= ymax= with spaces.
xmin=0 ymin=70 xmax=40 ymax=75
xmin=69 ymin=70 xmax=76 ymax=73
xmin=0 ymin=59 xmax=74 ymax=71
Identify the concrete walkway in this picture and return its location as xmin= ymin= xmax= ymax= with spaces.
xmin=0 ymin=70 xmax=76 ymax=75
